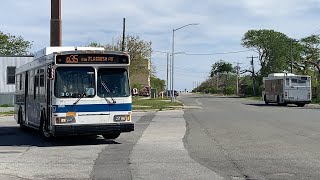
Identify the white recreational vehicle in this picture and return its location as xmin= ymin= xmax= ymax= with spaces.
xmin=262 ymin=73 xmax=311 ymax=107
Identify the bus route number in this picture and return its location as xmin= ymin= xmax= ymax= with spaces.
xmin=66 ymin=55 xmax=79 ymax=63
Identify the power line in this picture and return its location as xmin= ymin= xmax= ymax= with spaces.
xmin=153 ymin=49 xmax=255 ymax=56
xmin=183 ymin=50 xmax=253 ymax=55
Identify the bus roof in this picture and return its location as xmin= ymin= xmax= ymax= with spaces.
xmin=34 ymin=47 xmax=105 ymax=59
xmin=16 ymin=47 xmax=130 ymax=74
xmin=268 ymin=73 xmax=296 ymax=77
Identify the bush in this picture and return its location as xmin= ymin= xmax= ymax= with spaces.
xmin=225 ymin=87 xmax=236 ymax=95
xmin=0 ymin=104 xmax=12 ymax=107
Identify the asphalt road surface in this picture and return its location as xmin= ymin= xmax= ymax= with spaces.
xmin=0 ymin=112 xmax=156 ymax=180
xmin=180 ymin=94 xmax=320 ymax=179
xmin=0 ymin=109 xmax=222 ymax=180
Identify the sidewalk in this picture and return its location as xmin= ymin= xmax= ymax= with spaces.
xmin=129 ymin=110 xmax=223 ymax=180
xmin=0 ymin=107 xmax=14 ymax=113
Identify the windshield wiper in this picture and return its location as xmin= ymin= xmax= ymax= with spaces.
xmin=100 ymin=78 xmax=116 ymax=103
xmin=73 ymin=88 xmax=92 ymax=105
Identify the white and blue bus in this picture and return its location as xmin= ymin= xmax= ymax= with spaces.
xmin=14 ymin=47 xmax=133 ymax=139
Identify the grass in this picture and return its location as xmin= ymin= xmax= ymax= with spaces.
xmin=0 ymin=111 xmax=14 ymax=116
xmin=132 ymin=97 xmax=183 ymax=111
xmin=246 ymin=96 xmax=262 ymax=101
xmin=0 ymin=104 xmax=13 ymax=107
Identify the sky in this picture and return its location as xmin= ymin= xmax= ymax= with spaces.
xmin=1 ymin=0 xmax=320 ymax=91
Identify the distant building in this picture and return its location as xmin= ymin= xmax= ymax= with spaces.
xmin=130 ymin=58 xmax=150 ymax=87
xmin=0 ymin=56 xmax=34 ymax=105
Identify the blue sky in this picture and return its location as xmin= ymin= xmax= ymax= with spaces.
xmin=1 ymin=0 xmax=320 ymax=90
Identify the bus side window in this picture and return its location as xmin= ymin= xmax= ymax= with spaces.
xmin=34 ymin=75 xmax=38 ymax=100
xmin=291 ymin=79 xmax=297 ymax=83
xmin=286 ymin=78 xmax=289 ymax=86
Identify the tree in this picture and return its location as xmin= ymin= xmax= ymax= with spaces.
xmin=241 ymin=29 xmax=295 ymax=79
xmin=89 ymin=35 xmax=153 ymax=81
xmin=150 ymin=77 xmax=166 ymax=92
xmin=0 ymin=31 xmax=32 ymax=55
xmin=299 ymin=35 xmax=320 ymax=98
xmin=210 ymin=60 xmax=235 ymax=94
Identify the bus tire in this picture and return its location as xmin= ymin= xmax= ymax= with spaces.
xmin=40 ymin=111 xmax=52 ymax=140
xmin=18 ymin=109 xmax=26 ymax=130
xmin=277 ymin=96 xmax=280 ymax=105
xmin=264 ymin=95 xmax=269 ymax=105
xmin=102 ymin=133 xmax=121 ymax=139
xmin=297 ymin=103 xmax=305 ymax=107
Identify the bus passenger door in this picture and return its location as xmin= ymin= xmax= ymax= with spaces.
xmin=24 ymin=71 xmax=29 ymax=124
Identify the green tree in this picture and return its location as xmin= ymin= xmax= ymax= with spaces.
xmin=0 ymin=31 xmax=32 ymax=55
xmin=89 ymin=35 xmax=153 ymax=80
xmin=150 ymin=77 xmax=166 ymax=92
xmin=241 ymin=29 xmax=295 ymax=78
xmin=299 ymin=35 xmax=320 ymax=98
xmin=210 ymin=60 xmax=235 ymax=94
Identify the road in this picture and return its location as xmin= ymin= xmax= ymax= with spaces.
xmin=1 ymin=94 xmax=320 ymax=179
xmin=180 ymin=94 xmax=320 ymax=179
xmin=0 ymin=112 xmax=156 ymax=180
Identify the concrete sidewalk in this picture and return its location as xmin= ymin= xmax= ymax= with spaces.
xmin=129 ymin=110 xmax=223 ymax=180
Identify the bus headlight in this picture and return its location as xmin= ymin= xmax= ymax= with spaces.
xmin=114 ymin=115 xmax=131 ymax=122
xmin=56 ymin=116 xmax=76 ymax=124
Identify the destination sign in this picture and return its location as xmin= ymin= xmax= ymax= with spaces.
xmin=56 ymin=54 xmax=129 ymax=64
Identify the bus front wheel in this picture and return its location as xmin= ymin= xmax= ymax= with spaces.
xmin=102 ymin=133 xmax=121 ymax=139
xmin=40 ymin=112 xmax=52 ymax=140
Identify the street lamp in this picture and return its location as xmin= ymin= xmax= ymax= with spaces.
xmin=171 ymin=23 xmax=199 ymax=102
xmin=153 ymin=51 xmax=186 ymax=98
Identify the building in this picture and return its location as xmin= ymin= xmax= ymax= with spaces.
xmin=0 ymin=56 xmax=34 ymax=105
xmin=129 ymin=58 xmax=151 ymax=87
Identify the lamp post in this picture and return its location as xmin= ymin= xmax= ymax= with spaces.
xmin=171 ymin=23 xmax=199 ymax=102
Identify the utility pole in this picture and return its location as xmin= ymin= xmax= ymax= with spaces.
xmin=290 ymin=39 xmax=293 ymax=73
xmin=169 ymin=54 xmax=172 ymax=96
xmin=166 ymin=53 xmax=169 ymax=98
xmin=247 ymin=56 xmax=258 ymax=97
xmin=235 ymin=62 xmax=242 ymax=96
xmin=216 ymin=74 xmax=219 ymax=89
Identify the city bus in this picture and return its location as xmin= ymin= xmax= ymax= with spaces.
xmin=14 ymin=47 xmax=134 ymax=139
xmin=262 ymin=73 xmax=311 ymax=107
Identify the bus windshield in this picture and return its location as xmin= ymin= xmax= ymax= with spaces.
xmin=97 ymin=68 xmax=130 ymax=97
xmin=54 ymin=67 xmax=95 ymax=98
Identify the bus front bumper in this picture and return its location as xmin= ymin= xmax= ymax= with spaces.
xmin=53 ymin=123 xmax=134 ymax=136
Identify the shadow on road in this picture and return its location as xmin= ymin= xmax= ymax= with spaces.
xmin=0 ymin=126 xmax=120 ymax=147
xmin=244 ymin=103 xmax=319 ymax=110
xmin=187 ymin=95 xmax=241 ymax=99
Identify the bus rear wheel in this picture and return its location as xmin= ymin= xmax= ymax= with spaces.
xmin=296 ymin=103 xmax=305 ymax=107
xmin=102 ymin=133 xmax=121 ymax=139
xmin=264 ymin=95 xmax=269 ymax=105
xmin=18 ymin=109 xmax=26 ymax=130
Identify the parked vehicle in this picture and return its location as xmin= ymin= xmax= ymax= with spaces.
xmin=139 ymin=86 xmax=150 ymax=97
xmin=262 ymin=73 xmax=311 ymax=107
xmin=164 ymin=90 xmax=179 ymax=97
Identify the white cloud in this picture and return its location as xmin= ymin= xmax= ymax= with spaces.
xmin=1 ymin=0 xmax=320 ymax=90
xmin=240 ymin=0 xmax=318 ymax=17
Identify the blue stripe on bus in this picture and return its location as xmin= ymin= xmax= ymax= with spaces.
xmin=53 ymin=103 xmax=132 ymax=113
